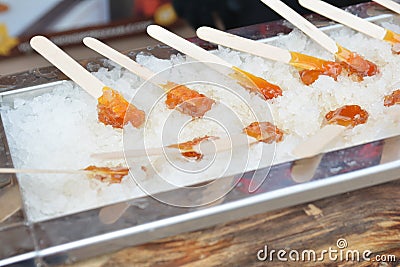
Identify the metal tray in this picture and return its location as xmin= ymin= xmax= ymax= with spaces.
xmin=0 ymin=2 xmax=399 ymax=266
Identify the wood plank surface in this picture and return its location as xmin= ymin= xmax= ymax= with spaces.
xmin=63 ymin=180 xmax=400 ymax=266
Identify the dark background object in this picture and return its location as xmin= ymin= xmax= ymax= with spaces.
xmin=19 ymin=0 xmax=81 ymax=37
xmin=172 ymin=0 xmax=370 ymax=29
xmin=109 ymin=0 xmax=134 ymax=20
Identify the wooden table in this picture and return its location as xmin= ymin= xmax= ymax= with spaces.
xmin=63 ymin=179 xmax=400 ymax=267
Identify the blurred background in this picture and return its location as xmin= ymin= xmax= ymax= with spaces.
xmin=0 ymin=0 xmax=367 ymax=75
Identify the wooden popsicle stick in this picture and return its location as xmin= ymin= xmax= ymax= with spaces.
xmin=147 ymin=24 xmax=282 ymax=101
xmin=92 ymin=133 xmax=257 ymax=160
xmin=0 ymin=167 xmax=87 ymax=175
xmin=196 ymin=26 xmax=292 ymax=64
xmin=200 ymin=133 xmax=257 ymax=155
xmin=30 ymin=36 xmax=104 ymax=99
xmin=147 ymin=25 xmax=233 ymax=68
xmin=380 ymin=138 xmax=400 ymax=164
xmin=373 ymin=0 xmax=400 ymax=15
xmin=299 ymin=0 xmax=387 ymax=40
xmin=0 ymin=167 xmax=127 ymax=175
xmin=196 ymin=26 xmax=339 ymax=71
xmin=0 ymin=185 xmax=22 ymax=223
xmin=83 ymin=37 xmax=155 ymax=82
xmin=292 ymin=124 xmax=346 ymax=158
xmin=93 ymin=146 xmax=177 ymax=160
xmin=291 ymin=154 xmax=323 ymax=183
xmin=99 ymin=202 xmax=130 ymax=225
xmin=259 ymin=0 xmax=339 ymax=54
